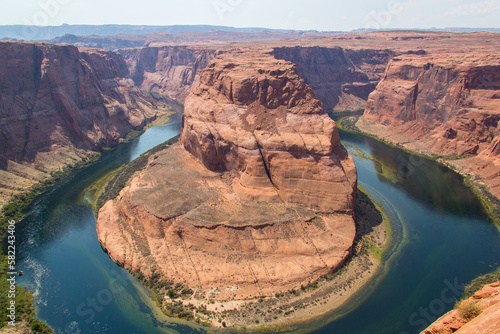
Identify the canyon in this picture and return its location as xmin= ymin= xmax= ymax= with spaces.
xmin=1 ymin=30 xmax=500 ymax=333
xmin=359 ymin=52 xmax=500 ymax=199
xmin=93 ymin=31 xmax=500 ymax=331
xmin=99 ymin=31 xmax=500 ymax=207
xmin=272 ymin=46 xmax=395 ymax=112
xmin=119 ymin=46 xmax=216 ymax=101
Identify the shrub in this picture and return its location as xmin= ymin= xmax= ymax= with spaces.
xmin=464 ymin=267 xmax=500 ymax=298
xmin=30 ymin=319 xmax=53 ymax=333
xmin=455 ymin=299 xmax=482 ymax=320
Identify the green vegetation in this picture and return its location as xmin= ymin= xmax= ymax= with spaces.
xmin=144 ymin=109 xmax=174 ymax=129
xmin=338 ymin=115 xmax=500 ymax=328
xmin=337 ymin=116 xmax=433 ymax=160
xmin=454 ymin=299 xmax=482 ymax=320
xmin=132 ymin=270 xmax=195 ymax=320
xmin=119 ymin=129 xmax=146 ymax=144
xmin=126 ymin=186 xmax=389 ymax=332
xmin=0 ymin=256 xmax=51 ymax=332
xmin=107 ymin=105 xmax=174 ymax=148
xmin=87 ymin=166 xmax=124 ymax=211
xmin=95 ymin=136 xmax=202 ymax=322
xmin=255 ymin=325 xmax=288 ymax=332
xmin=355 ymin=187 xmax=392 ymax=262
xmin=1 ymin=154 xmax=100 ymax=237
xmin=365 ymin=242 xmax=383 ymax=261
xmin=337 ymin=116 xmax=363 ymax=133
xmin=337 ymin=115 xmax=500 ymax=228
xmin=464 ymin=177 xmax=500 ymax=227
xmin=351 ymin=148 xmax=375 ymax=161
xmin=111 ymin=111 xmax=173 ymax=147
xmin=0 ymin=104 xmax=176 ymax=332
xmin=327 ymin=109 xmax=365 ymax=121
xmin=464 ymin=267 xmax=500 ymax=298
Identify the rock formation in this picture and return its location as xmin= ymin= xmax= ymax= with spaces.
xmin=421 ymin=282 xmax=500 ymax=334
xmin=359 ymin=53 xmax=500 ymax=197
xmin=0 ymin=41 xmax=169 ymax=208
xmin=120 ymin=45 xmax=394 ymax=112
xmin=97 ymin=51 xmax=357 ymax=299
xmin=273 ymin=46 xmax=395 ymax=112
xmin=181 ymin=51 xmax=357 ymax=210
xmin=120 ymin=46 xmax=216 ymax=102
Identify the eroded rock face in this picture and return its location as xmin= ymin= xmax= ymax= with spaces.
xmin=0 ymin=42 xmax=168 ymax=207
xmin=360 ymin=53 xmax=500 ymax=197
xmin=120 ymin=46 xmax=216 ymax=102
xmin=97 ymin=51 xmax=357 ymax=299
xmin=364 ymin=54 xmax=500 ymax=156
xmin=181 ymin=52 xmax=357 ymax=211
xmin=272 ymin=46 xmax=395 ymax=112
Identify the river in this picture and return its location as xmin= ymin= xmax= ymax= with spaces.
xmin=16 ymin=120 xmax=500 ymax=334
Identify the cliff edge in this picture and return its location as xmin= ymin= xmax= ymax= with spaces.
xmin=0 ymin=42 xmax=170 ymax=209
xmin=358 ymin=53 xmax=500 ymax=199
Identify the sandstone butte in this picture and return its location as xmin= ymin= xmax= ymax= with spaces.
xmin=359 ymin=53 xmax=500 ymax=198
xmin=97 ymin=51 xmax=358 ymax=299
xmin=421 ymin=282 xmax=500 ymax=334
xmin=111 ymin=32 xmax=500 ymax=204
xmin=0 ymin=41 xmax=170 ymax=209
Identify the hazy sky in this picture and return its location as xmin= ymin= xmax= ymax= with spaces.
xmin=1 ymin=0 xmax=499 ymax=31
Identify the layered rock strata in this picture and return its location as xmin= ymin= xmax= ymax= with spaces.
xmin=121 ymin=45 xmax=394 ymax=112
xmin=181 ymin=52 xmax=357 ymax=211
xmin=97 ymin=52 xmax=357 ymax=299
xmin=272 ymin=46 xmax=395 ymax=112
xmin=0 ymin=41 xmax=169 ymax=208
xmin=359 ymin=53 xmax=500 ymax=198
xmin=120 ymin=46 xmax=216 ymax=102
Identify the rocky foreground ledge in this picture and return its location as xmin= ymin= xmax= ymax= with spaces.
xmin=96 ymin=51 xmax=361 ymax=325
xmin=421 ymin=281 xmax=500 ymax=334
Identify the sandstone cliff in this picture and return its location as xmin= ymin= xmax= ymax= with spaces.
xmin=272 ymin=46 xmax=395 ymax=112
xmin=97 ymin=52 xmax=357 ymax=300
xmin=421 ymin=282 xmax=500 ymax=334
xmin=181 ymin=51 xmax=357 ymax=211
xmin=120 ymin=45 xmax=394 ymax=112
xmin=359 ymin=53 xmax=500 ymax=198
xmin=119 ymin=46 xmax=216 ymax=102
xmin=0 ymin=41 xmax=169 ymax=208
